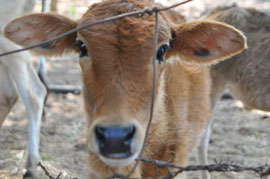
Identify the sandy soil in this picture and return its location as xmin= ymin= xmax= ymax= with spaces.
xmin=1 ymin=0 xmax=270 ymax=179
xmin=1 ymin=83 xmax=270 ymax=179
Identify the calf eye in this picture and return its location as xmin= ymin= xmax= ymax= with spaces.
xmin=74 ymin=40 xmax=88 ymax=57
xmin=156 ymin=44 xmax=170 ymax=63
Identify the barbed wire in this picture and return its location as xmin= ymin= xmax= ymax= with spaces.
xmin=38 ymin=159 xmax=270 ymax=179
xmin=137 ymin=158 xmax=270 ymax=179
xmin=123 ymin=8 xmax=160 ymax=179
xmin=3 ymin=0 xmax=269 ymax=179
xmin=0 ymin=0 xmax=192 ymax=58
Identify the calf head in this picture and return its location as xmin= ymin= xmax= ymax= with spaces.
xmin=4 ymin=0 xmax=246 ymax=170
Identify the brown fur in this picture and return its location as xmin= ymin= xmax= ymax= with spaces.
xmin=5 ymin=13 xmax=77 ymax=56
xmin=4 ymin=0 xmax=247 ymax=178
xmin=206 ymin=6 xmax=270 ymax=110
xmin=198 ymin=7 xmax=270 ymax=179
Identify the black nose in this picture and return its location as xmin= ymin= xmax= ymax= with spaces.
xmin=95 ymin=125 xmax=136 ymax=159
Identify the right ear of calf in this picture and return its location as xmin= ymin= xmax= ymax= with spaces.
xmin=4 ymin=13 xmax=78 ymax=56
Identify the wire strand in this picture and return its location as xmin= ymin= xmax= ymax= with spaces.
xmin=0 ymin=0 xmax=192 ymax=57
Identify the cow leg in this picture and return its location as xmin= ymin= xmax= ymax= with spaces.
xmin=197 ymin=73 xmax=226 ymax=179
xmin=3 ymin=54 xmax=47 ymax=178
xmin=0 ymin=63 xmax=18 ymax=127
xmin=38 ymin=56 xmax=49 ymax=121
xmin=197 ymin=117 xmax=212 ymax=179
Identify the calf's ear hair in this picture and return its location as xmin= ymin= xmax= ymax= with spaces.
xmin=4 ymin=13 xmax=77 ymax=56
xmin=168 ymin=20 xmax=247 ymax=65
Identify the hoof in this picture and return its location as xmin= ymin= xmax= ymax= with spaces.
xmin=23 ymin=170 xmax=38 ymax=179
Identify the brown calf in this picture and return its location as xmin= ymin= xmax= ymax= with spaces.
xmin=198 ymin=6 xmax=270 ymax=179
xmin=4 ymin=0 xmax=246 ymax=178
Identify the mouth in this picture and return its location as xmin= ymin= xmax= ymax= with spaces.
xmin=99 ymin=152 xmax=139 ymax=167
xmin=104 ymin=152 xmax=132 ymax=159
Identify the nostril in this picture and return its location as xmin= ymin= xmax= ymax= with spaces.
xmin=95 ymin=126 xmax=106 ymax=143
xmin=124 ymin=125 xmax=136 ymax=144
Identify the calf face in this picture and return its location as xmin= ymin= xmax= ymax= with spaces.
xmin=4 ymin=0 xmax=246 ymax=177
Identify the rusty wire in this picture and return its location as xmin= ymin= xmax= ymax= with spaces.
xmin=124 ymin=9 xmax=159 ymax=179
xmin=39 ymin=159 xmax=270 ymax=179
xmin=138 ymin=158 xmax=270 ymax=179
xmin=2 ymin=0 xmax=269 ymax=179
xmin=0 ymin=0 xmax=192 ymax=57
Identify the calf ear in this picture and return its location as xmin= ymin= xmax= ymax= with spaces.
xmin=168 ymin=20 xmax=247 ymax=65
xmin=4 ymin=13 xmax=77 ymax=56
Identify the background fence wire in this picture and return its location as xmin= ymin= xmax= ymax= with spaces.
xmin=0 ymin=0 xmax=269 ymax=179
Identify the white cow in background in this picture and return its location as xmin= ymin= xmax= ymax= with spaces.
xmin=0 ymin=0 xmax=48 ymax=178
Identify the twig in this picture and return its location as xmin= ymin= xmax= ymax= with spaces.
xmin=38 ymin=162 xmax=79 ymax=179
xmin=38 ymin=162 xmax=60 ymax=179
xmin=56 ymin=172 xmax=62 ymax=179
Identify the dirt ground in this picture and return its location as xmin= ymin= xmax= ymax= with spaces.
xmin=1 ymin=0 xmax=270 ymax=179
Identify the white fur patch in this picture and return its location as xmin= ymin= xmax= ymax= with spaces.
xmin=165 ymin=55 xmax=181 ymax=64
xmin=99 ymin=152 xmax=139 ymax=167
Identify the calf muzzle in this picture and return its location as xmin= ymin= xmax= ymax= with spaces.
xmin=95 ymin=125 xmax=136 ymax=159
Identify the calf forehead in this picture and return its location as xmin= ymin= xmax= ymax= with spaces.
xmin=78 ymin=0 xmax=171 ymax=53
xmin=80 ymin=17 xmax=156 ymax=57
xmin=78 ymin=0 xmax=171 ymax=82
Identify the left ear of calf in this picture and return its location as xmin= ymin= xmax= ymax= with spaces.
xmin=4 ymin=13 xmax=77 ymax=56
xmin=169 ymin=20 xmax=247 ymax=65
